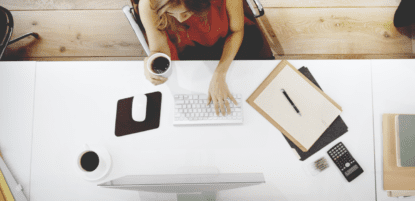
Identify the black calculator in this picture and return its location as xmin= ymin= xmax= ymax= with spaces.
xmin=327 ymin=142 xmax=364 ymax=182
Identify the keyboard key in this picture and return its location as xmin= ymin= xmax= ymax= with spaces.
xmin=183 ymin=105 xmax=187 ymax=109
xmin=199 ymin=94 xmax=208 ymax=99
xmin=235 ymin=108 xmax=241 ymax=112
xmin=179 ymin=95 xmax=183 ymax=99
xmin=185 ymin=100 xmax=189 ymax=104
xmin=175 ymin=113 xmax=181 ymax=117
xmin=190 ymin=100 xmax=194 ymax=104
xmin=176 ymin=100 xmax=184 ymax=104
xmin=179 ymin=109 xmax=183 ymax=113
xmin=175 ymin=105 xmax=182 ymax=108
xmin=193 ymin=95 xmax=198 ymax=99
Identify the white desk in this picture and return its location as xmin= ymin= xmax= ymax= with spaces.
xmin=22 ymin=60 xmax=374 ymax=201
xmin=0 ymin=62 xmax=36 ymax=199
xmin=372 ymin=60 xmax=415 ymax=201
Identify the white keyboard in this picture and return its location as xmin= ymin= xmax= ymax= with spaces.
xmin=173 ymin=94 xmax=243 ymax=125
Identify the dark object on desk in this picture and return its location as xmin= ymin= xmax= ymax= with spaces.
xmin=328 ymin=142 xmax=364 ymax=182
xmin=283 ymin=67 xmax=348 ymax=161
xmin=394 ymin=0 xmax=415 ymax=27
xmin=115 ymin=92 xmax=162 ymax=137
xmin=0 ymin=6 xmax=39 ymax=60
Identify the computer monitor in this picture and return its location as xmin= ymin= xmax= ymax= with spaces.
xmin=98 ymin=173 xmax=265 ymax=201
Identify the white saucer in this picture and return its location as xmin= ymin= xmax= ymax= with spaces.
xmin=75 ymin=144 xmax=112 ymax=181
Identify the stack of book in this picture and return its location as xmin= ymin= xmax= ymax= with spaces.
xmin=383 ymin=114 xmax=415 ymax=197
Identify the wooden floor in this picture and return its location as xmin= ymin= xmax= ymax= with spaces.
xmin=1 ymin=0 xmax=414 ymax=61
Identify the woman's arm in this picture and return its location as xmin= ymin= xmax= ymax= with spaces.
xmin=139 ymin=0 xmax=171 ymax=85
xmin=217 ymin=0 xmax=244 ymax=73
xmin=207 ymin=0 xmax=244 ymax=116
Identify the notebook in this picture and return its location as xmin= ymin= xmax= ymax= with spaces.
xmin=284 ymin=67 xmax=348 ymax=161
xmin=383 ymin=114 xmax=415 ymax=190
xmin=247 ymin=60 xmax=342 ymax=152
xmin=395 ymin=115 xmax=415 ymax=167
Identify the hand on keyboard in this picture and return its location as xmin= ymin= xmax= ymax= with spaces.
xmin=207 ymin=73 xmax=238 ymax=116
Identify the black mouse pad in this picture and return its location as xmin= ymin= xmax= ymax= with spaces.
xmin=114 ymin=92 xmax=162 ymax=137
xmin=284 ymin=67 xmax=348 ymax=161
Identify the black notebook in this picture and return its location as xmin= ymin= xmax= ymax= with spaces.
xmin=284 ymin=67 xmax=349 ymax=161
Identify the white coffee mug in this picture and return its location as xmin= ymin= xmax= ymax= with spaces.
xmin=75 ymin=144 xmax=112 ymax=181
xmin=146 ymin=53 xmax=172 ymax=78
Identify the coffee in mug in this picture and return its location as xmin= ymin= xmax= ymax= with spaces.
xmin=80 ymin=151 xmax=100 ymax=172
xmin=147 ymin=53 xmax=172 ymax=78
xmin=151 ymin=57 xmax=170 ymax=74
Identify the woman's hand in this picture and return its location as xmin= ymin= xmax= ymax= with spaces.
xmin=207 ymin=71 xmax=238 ymax=116
xmin=143 ymin=56 xmax=168 ymax=86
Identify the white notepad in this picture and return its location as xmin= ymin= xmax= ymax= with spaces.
xmin=247 ymin=60 xmax=342 ymax=152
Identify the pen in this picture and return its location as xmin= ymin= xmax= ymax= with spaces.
xmin=281 ymin=89 xmax=301 ymax=116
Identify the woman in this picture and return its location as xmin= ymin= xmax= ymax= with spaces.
xmin=139 ymin=0 xmax=271 ymax=116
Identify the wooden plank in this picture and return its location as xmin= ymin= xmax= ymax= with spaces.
xmin=1 ymin=0 xmax=400 ymax=10
xmin=4 ymin=57 xmax=145 ymax=61
xmin=258 ymin=0 xmax=399 ymax=8
xmin=0 ymin=0 xmax=130 ymax=10
xmin=413 ymin=25 xmax=415 ymax=54
xmin=3 ymin=8 xmax=412 ymax=60
xmin=3 ymin=10 xmax=146 ymax=61
xmin=273 ymin=54 xmax=415 ymax=60
xmin=262 ymin=8 xmax=412 ymax=55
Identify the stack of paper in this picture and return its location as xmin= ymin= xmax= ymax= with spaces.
xmin=247 ymin=60 xmax=342 ymax=152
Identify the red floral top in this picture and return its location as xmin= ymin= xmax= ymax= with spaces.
xmin=165 ymin=0 xmax=255 ymax=60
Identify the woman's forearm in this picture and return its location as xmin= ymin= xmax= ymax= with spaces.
xmin=215 ymin=30 xmax=244 ymax=75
